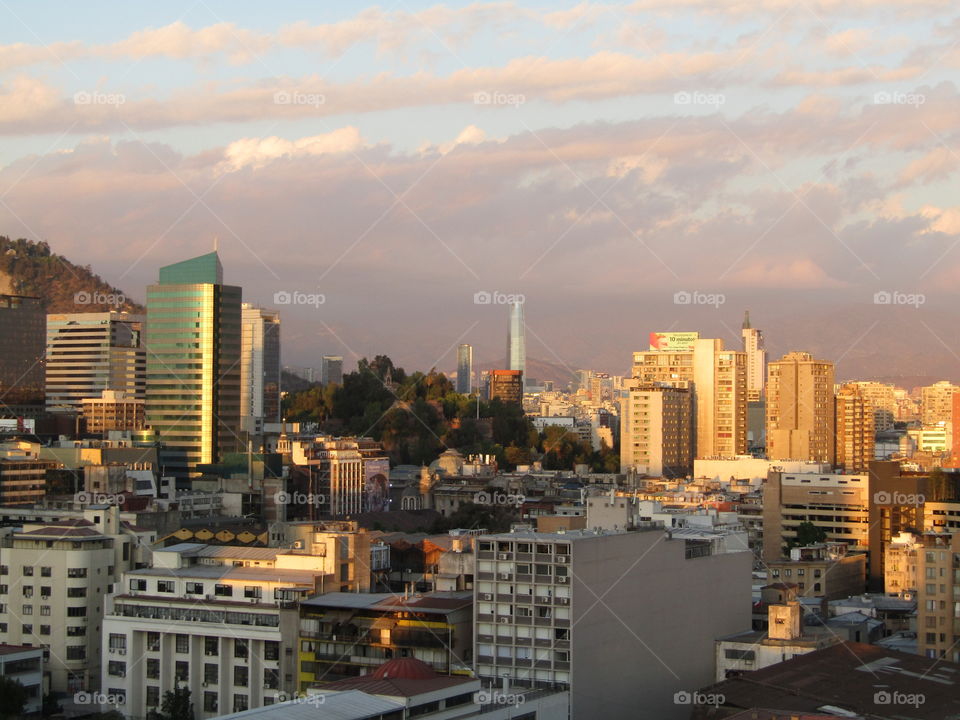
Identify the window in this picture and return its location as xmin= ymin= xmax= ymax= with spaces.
xmin=234 ymin=666 xmax=248 ymax=687
xmin=67 ymin=587 xmax=86 ymax=598
xmin=66 ymin=626 xmax=86 ymax=637
xmin=40 ymin=586 xmax=51 ymax=598
xmin=263 ymin=669 xmax=279 ymax=689
xmin=157 ymin=580 xmax=175 ymax=593
xmin=146 ymin=686 xmax=160 ymax=707
xmin=21 ymin=605 xmax=31 ymax=615
xmin=204 ymin=692 xmax=218 ymax=713
xmin=0 ymin=566 xmax=6 ymax=575
xmin=67 ymin=568 xmax=87 ymax=578
xmin=40 ymin=567 xmax=51 ymax=577
xmin=67 ymin=606 xmax=86 ymax=617
xmin=21 ymin=624 xmax=32 ymax=635
xmin=130 ymin=578 xmax=146 ymax=591
xmin=66 ymin=646 xmax=86 ymax=660
xmin=109 ymin=633 xmax=127 ymax=650
xmin=205 ymin=637 xmax=218 ymax=656
xmin=40 ymin=605 xmax=50 ymax=616
xmin=233 ymin=695 xmax=248 ymax=713
xmin=175 ymin=661 xmax=189 ymax=681
xmin=175 ymin=635 xmax=189 ymax=653
xmin=243 ymin=586 xmax=262 ymax=599
xmin=108 ymin=661 xmax=126 ymax=677
xmin=147 ymin=659 xmax=160 ymax=679
xmin=147 ymin=632 xmax=160 ymax=651
xmin=215 ymin=584 xmax=232 ymax=597
xmin=23 ymin=586 xmax=32 ymax=598
xmin=234 ymin=640 xmax=248 ymax=659
xmin=22 ymin=566 xmax=33 ymax=576
xmin=186 ymin=582 xmax=204 ymax=595
xmin=0 ymin=585 xmax=7 ymax=594
xmin=264 ymin=641 xmax=279 ymax=661
xmin=204 ymin=663 xmax=218 ymax=684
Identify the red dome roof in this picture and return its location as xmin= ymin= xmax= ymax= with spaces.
xmin=371 ymin=657 xmax=437 ymax=680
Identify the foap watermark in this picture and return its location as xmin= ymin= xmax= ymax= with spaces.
xmin=874 ymin=690 xmax=925 ymax=708
xmin=275 ymin=491 xmax=326 ymax=507
xmin=474 ymin=689 xmax=526 ymax=707
xmin=874 ymin=490 xmax=925 ymax=506
xmin=474 ymin=491 xmax=525 ymax=506
xmin=674 ymin=690 xmax=725 ymax=706
xmin=673 ymin=290 xmax=725 ymax=307
xmin=273 ymin=90 xmax=325 ymax=107
xmin=273 ymin=290 xmax=325 ymax=307
xmin=874 ymin=290 xmax=925 ymax=308
xmin=74 ymin=691 xmax=126 ymax=706
xmin=473 ymin=90 xmax=525 ymax=108
xmin=874 ymin=91 xmax=925 ymax=107
xmin=75 ymin=290 xmax=125 ymax=307
xmin=474 ymin=290 xmax=525 ymax=305
xmin=73 ymin=91 xmax=126 ymax=107
xmin=75 ymin=491 xmax=125 ymax=506
xmin=674 ymin=90 xmax=725 ymax=108
xmin=272 ymin=692 xmax=326 ymax=707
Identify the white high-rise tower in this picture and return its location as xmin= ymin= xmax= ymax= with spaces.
xmin=741 ymin=310 xmax=766 ymax=402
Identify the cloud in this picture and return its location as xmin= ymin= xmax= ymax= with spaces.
xmin=220 ymin=127 xmax=366 ymax=170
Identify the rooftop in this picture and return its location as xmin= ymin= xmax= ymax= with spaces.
xmin=302 ymin=590 xmax=473 ymax=614
xmin=209 ymin=690 xmax=402 ymax=720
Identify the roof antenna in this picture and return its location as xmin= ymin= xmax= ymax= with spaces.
xmin=213 ymin=236 xmax=219 ymax=252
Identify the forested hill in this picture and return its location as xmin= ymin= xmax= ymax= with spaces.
xmin=0 ymin=236 xmax=144 ymax=313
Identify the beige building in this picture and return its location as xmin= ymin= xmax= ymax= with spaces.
xmin=631 ymin=337 xmax=747 ymax=458
xmin=921 ymin=380 xmax=958 ymax=426
xmin=846 ymin=381 xmax=897 ymax=432
xmin=884 ymin=530 xmax=921 ymax=595
xmin=835 ymin=384 xmax=875 ymax=472
xmin=767 ymin=543 xmax=867 ymax=600
xmin=81 ymin=389 xmax=145 ymax=435
xmin=741 ymin=311 xmax=766 ymax=402
xmin=915 ymin=531 xmax=960 ymax=661
xmin=766 ymin=351 xmax=835 ymax=464
xmin=619 ymin=381 xmax=692 ymax=478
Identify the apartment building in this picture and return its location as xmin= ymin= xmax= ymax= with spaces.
xmin=474 ymin=527 xmax=750 ymax=719
xmin=915 ymin=531 xmax=960 ymax=661
xmin=0 ymin=505 xmax=153 ymax=694
xmin=632 ymin=336 xmax=748 ymax=458
xmin=921 ymin=380 xmax=958 ymax=425
xmin=766 ymin=543 xmax=867 ymax=599
xmin=885 ymin=530 xmax=921 ymax=595
xmin=847 ymin=380 xmax=898 ymax=431
xmin=0 ymin=441 xmax=56 ymax=506
xmin=835 ymin=384 xmax=875 ymax=473
xmin=81 ymin=390 xmax=145 ymax=435
xmin=766 ymin=351 xmax=835 ymax=464
xmin=741 ymin=311 xmax=766 ymax=402
xmin=619 ymin=381 xmax=692 ymax=478
xmin=284 ymin=437 xmax=367 ymax=517
xmin=102 ymin=543 xmax=339 ymax=718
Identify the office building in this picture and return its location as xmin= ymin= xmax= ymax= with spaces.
xmin=506 ymin=302 xmax=525 ymax=386
xmin=102 ymin=543 xmax=337 ymax=718
xmin=835 ymin=383 xmax=875 ymax=472
xmin=632 ymin=335 xmax=748 ymax=458
xmin=45 ymin=312 xmax=145 ymax=415
xmin=475 ymin=527 xmax=750 ymax=719
xmin=619 ymin=380 xmax=692 ymax=478
xmin=456 ymin=343 xmax=473 ymax=394
xmin=286 ymin=437 xmax=367 ymax=517
xmin=740 ymin=310 xmax=765 ymax=402
xmin=0 ymin=294 xmax=44 ymax=416
xmin=240 ymin=304 xmax=281 ymax=432
xmin=0 ymin=440 xmax=56 ymax=506
xmin=321 ymin=355 xmax=343 ymax=386
xmin=766 ymin=351 xmax=835 ymax=464
xmin=145 ymin=252 xmax=242 ymax=479
xmin=81 ymin=389 xmax=145 ymax=435
xmin=487 ymin=369 xmax=523 ymax=404
xmin=921 ymin=380 xmax=958 ymax=425
xmin=0 ymin=506 xmax=153 ymax=694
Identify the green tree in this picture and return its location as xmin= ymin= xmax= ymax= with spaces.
xmin=784 ymin=521 xmax=827 ymax=555
xmin=147 ymin=686 xmax=195 ymax=720
xmin=0 ymin=676 xmax=26 ymax=720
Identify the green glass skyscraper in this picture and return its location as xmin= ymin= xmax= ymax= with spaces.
xmin=145 ymin=252 xmax=242 ymax=479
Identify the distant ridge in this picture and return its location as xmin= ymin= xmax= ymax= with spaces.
xmin=0 ymin=236 xmax=143 ymax=313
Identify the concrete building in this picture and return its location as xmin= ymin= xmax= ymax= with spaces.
xmin=456 ymin=343 xmax=472 ymax=394
xmin=0 ymin=294 xmax=45 ymax=417
xmin=487 ymin=370 xmax=523 ymax=405
xmin=0 ymin=441 xmax=56 ymax=506
xmin=835 ymin=383 xmax=875 ymax=472
xmin=908 ymin=422 xmax=951 ymax=453
xmin=475 ymin=527 xmax=750 ymax=719
xmin=81 ymin=390 xmax=145 ymax=435
xmin=921 ymin=380 xmax=958 ymax=425
xmin=766 ymin=351 xmax=835 ymax=464
xmin=915 ymin=530 xmax=960 ymax=661
xmin=102 ymin=543 xmax=336 ymax=717
xmin=884 ymin=530 xmax=921 ymax=595
xmin=0 ymin=644 xmax=44 ymax=714
xmin=321 ymin=355 xmax=343 ymax=386
xmin=619 ymin=381 xmax=692 ymax=478
xmin=285 ymin=437 xmax=366 ymax=517
xmin=145 ymin=251 xmax=242 ymax=480
xmin=632 ymin=336 xmax=748 ymax=458
xmin=0 ymin=505 xmax=153 ymax=694
xmin=45 ymin=312 xmax=145 ymax=415
xmin=240 ymin=305 xmax=281 ymax=433
xmin=762 ymin=461 xmax=927 ymax=591
xmin=740 ymin=310 xmax=765 ymax=402
xmin=766 ymin=543 xmax=867 ymax=600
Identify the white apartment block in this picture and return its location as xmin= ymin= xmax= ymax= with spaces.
xmin=102 ymin=543 xmax=332 ymax=718
xmin=474 ymin=528 xmax=750 ymax=719
xmin=0 ymin=505 xmax=152 ymax=695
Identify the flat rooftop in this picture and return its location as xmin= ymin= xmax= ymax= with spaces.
xmin=302 ymin=591 xmax=473 ymax=614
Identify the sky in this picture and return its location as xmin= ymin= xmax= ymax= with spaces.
xmin=1 ymin=1 xmax=960 ymax=379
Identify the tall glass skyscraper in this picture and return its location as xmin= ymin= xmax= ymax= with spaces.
xmin=0 ymin=295 xmax=45 ymax=416
xmin=456 ymin=343 xmax=473 ymax=394
xmin=145 ymin=252 xmax=241 ymax=479
xmin=506 ymin=301 xmax=525 ymax=386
